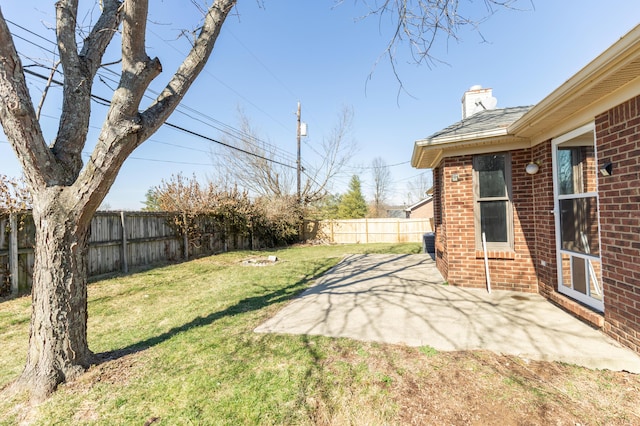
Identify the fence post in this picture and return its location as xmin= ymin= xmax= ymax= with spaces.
xmin=365 ymin=218 xmax=369 ymax=244
xmin=9 ymin=213 xmax=18 ymax=295
xmin=330 ymin=220 xmax=334 ymax=242
xmin=120 ymin=211 xmax=128 ymax=274
xmin=183 ymin=211 xmax=189 ymax=261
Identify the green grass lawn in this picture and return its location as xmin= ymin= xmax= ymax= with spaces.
xmin=1 ymin=243 xmax=639 ymax=425
xmin=0 ymin=244 xmax=420 ymax=424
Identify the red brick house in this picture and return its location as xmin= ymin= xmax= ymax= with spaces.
xmin=405 ymin=196 xmax=433 ymax=219
xmin=411 ymin=24 xmax=640 ymax=354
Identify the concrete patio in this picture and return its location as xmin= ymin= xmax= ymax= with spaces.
xmin=255 ymin=253 xmax=640 ymax=373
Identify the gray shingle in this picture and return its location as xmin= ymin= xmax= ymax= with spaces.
xmin=425 ymin=105 xmax=533 ymax=141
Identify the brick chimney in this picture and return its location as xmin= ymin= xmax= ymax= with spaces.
xmin=461 ymin=85 xmax=497 ymax=119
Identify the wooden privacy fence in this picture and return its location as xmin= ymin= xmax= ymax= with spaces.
xmin=0 ymin=211 xmax=251 ymax=296
xmin=304 ymin=218 xmax=433 ymax=244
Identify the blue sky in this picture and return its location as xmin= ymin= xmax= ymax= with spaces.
xmin=1 ymin=1 xmax=639 ymax=209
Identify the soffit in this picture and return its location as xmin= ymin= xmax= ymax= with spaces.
xmin=511 ymin=25 xmax=640 ymax=142
xmin=412 ymin=135 xmax=528 ymax=169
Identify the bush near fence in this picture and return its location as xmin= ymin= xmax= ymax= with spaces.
xmin=0 ymin=211 xmax=256 ymax=296
xmin=1 ymin=213 xmax=433 ymax=296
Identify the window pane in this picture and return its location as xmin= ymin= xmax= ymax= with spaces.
xmin=559 ymin=197 xmax=599 ymax=255
xmin=480 ymin=201 xmax=508 ymax=242
xmin=477 ymin=154 xmax=506 ymax=197
xmin=557 ymin=149 xmax=578 ymax=195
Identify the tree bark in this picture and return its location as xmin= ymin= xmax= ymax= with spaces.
xmin=0 ymin=0 xmax=236 ymax=401
xmin=15 ymin=191 xmax=93 ymax=401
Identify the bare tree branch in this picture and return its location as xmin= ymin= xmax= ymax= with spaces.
xmin=213 ymin=108 xmax=294 ymax=198
xmin=358 ymin=0 xmax=530 ymax=92
xmin=140 ymin=0 xmax=236 ymax=136
xmin=406 ymin=171 xmax=432 ymax=204
xmin=75 ymin=0 xmax=236 ymax=219
xmin=35 ymin=60 xmax=60 ymax=121
xmin=371 ymin=156 xmax=391 ymax=216
xmin=302 ymin=105 xmax=357 ymax=203
xmin=52 ymin=0 xmax=123 ymax=179
xmin=0 ymin=9 xmax=56 ymax=190
xmin=212 ymin=105 xmax=356 ymax=205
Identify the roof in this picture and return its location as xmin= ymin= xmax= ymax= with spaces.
xmin=405 ymin=196 xmax=433 ymax=212
xmin=412 ymin=24 xmax=640 ymax=169
xmin=426 ymin=106 xmax=532 ymax=141
xmin=411 ymin=106 xmax=532 ymax=169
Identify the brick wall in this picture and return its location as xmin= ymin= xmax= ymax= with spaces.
xmin=436 ymin=150 xmax=538 ymax=291
xmin=531 ymin=142 xmax=556 ymax=299
xmin=596 ymin=95 xmax=640 ymax=353
xmin=433 ymin=166 xmax=448 ymax=279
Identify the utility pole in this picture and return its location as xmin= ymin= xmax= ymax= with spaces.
xmin=296 ymin=101 xmax=302 ymax=205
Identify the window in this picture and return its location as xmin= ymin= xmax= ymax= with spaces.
xmin=473 ymin=153 xmax=513 ymax=251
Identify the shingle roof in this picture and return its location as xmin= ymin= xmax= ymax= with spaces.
xmin=425 ymin=105 xmax=533 ymax=142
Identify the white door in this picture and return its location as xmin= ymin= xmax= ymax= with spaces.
xmin=552 ymin=123 xmax=604 ymax=312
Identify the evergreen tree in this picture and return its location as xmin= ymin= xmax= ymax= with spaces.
xmin=141 ymin=188 xmax=160 ymax=211
xmin=338 ymin=175 xmax=368 ymax=218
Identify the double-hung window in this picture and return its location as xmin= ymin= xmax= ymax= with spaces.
xmin=473 ymin=153 xmax=513 ymax=251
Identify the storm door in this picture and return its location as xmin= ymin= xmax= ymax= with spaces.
xmin=552 ymin=123 xmax=604 ymax=312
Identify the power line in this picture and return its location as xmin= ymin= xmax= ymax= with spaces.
xmin=6 ymin=19 xmax=56 ymax=47
xmin=226 ymin=28 xmax=298 ymax=100
xmin=346 ymin=160 xmax=411 ymax=171
xmin=96 ymin=68 xmax=297 ymax=163
xmin=96 ymin=67 xmax=298 ymax=165
xmin=163 ymin=122 xmax=295 ymax=169
xmin=8 ymin=21 xmax=299 ymax=167
xmin=8 ymin=21 xmax=379 ymax=188
xmin=148 ymin=27 xmax=291 ymax=132
xmin=21 ymin=67 xmax=296 ymax=170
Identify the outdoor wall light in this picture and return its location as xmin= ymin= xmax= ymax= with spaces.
xmin=525 ymin=161 xmax=541 ymax=175
xmin=600 ymin=162 xmax=613 ymax=176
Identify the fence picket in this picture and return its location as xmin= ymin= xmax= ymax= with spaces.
xmin=303 ymin=218 xmax=432 ymax=244
xmin=0 ymin=211 xmax=253 ymax=295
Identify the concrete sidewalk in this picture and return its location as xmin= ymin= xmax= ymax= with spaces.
xmin=255 ymin=253 xmax=640 ymax=373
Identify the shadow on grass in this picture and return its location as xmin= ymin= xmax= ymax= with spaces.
xmin=94 ymin=263 xmax=331 ymax=364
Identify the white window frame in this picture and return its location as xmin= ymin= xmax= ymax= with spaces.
xmin=552 ymin=122 xmax=604 ymax=312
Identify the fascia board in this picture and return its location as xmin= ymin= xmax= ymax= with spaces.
xmin=412 ymin=128 xmax=525 ymax=169
xmin=510 ymin=24 xmax=640 ymax=137
xmin=415 ymin=127 xmax=509 ymax=147
xmin=527 ymin=76 xmax=640 ymax=145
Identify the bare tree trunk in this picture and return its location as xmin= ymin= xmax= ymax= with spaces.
xmin=15 ymin=194 xmax=93 ymax=401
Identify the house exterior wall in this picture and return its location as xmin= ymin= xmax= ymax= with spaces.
xmin=596 ymin=95 xmax=640 ymax=353
xmin=406 ymin=200 xmax=433 ymax=219
xmin=434 ymin=150 xmax=538 ymax=291
xmin=530 ymin=142 xmax=556 ymax=299
xmin=433 ymin=166 xmax=448 ymax=279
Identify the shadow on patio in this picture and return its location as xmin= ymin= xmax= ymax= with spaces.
xmin=255 ymin=253 xmax=640 ymax=373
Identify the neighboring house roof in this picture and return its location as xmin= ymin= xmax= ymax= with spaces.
xmin=405 ymin=196 xmax=433 ymax=212
xmin=385 ymin=206 xmax=406 ymax=218
xmin=412 ymin=23 xmax=640 ymax=169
